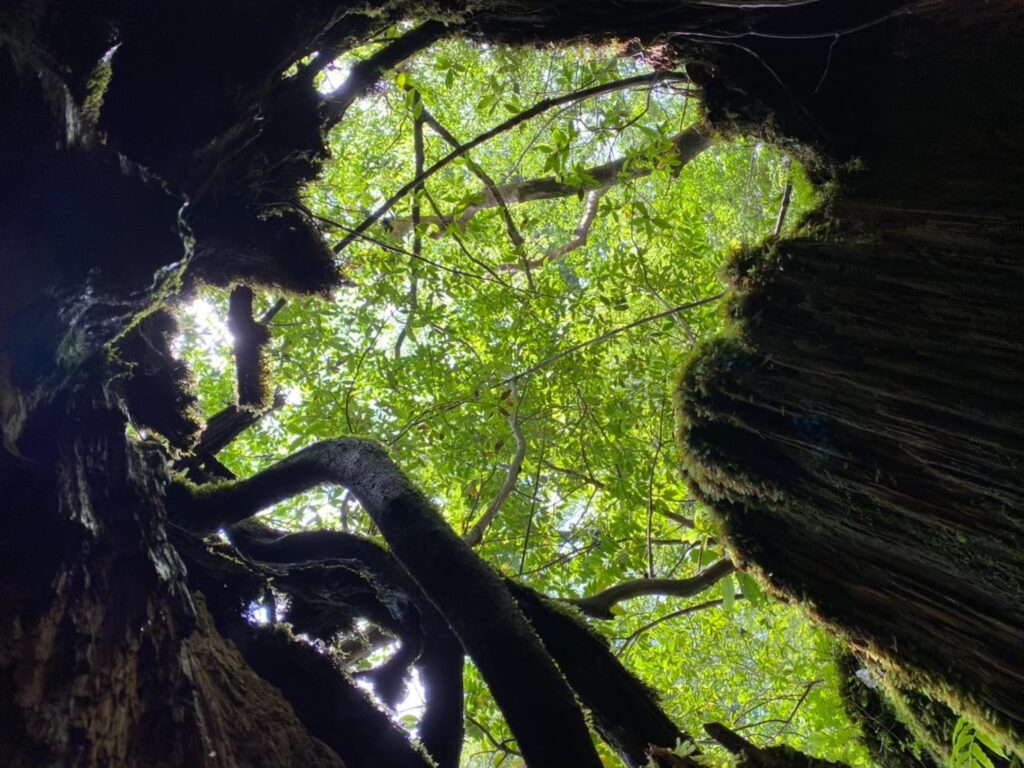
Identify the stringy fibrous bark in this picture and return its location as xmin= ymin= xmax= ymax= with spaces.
xmin=676 ymin=2 xmax=1024 ymax=754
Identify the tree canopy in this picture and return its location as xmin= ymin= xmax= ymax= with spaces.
xmin=174 ymin=34 xmax=869 ymax=767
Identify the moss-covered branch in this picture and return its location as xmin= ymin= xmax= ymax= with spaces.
xmin=227 ymin=520 xmax=464 ymax=767
xmin=233 ymin=623 xmax=434 ymax=768
xmin=507 ymin=581 xmax=694 ymax=768
xmin=218 ymin=519 xmax=696 ymax=768
xmin=227 ymin=286 xmax=273 ymax=409
xmin=168 ymin=437 xmax=603 ymax=768
xmin=704 ymin=722 xmax=853 ymax=768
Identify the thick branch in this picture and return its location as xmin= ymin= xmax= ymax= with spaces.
xmin=389 ymin=123 xmax=712 ymax=238
xmin=175 ymin=530 xmax=429 ymax=768
xmin=569 ymin=558 xmax=735 ymax=619
xmin=229 ymin=519 xmax=440 ymax=704
xmin=703 ymin=722 xmax=854 ymax=768
xmin=416 ymin=629 xmax=465 ymax=768
xmin=232 ymin=623 xmax=433 ymax=768
xmin=335 ymin=625 xmax=394 ymax=665
xmin=508 ymin=581 xmax=694 ymax=768
xmin=212 ymin=519 xmax=695 ymax=768
xmin=322 ymin=21 xmax=448 ymax=127
xmin=190 ymin=392 xmax=285 ymax=460
xmin=169 ymin=438 xmax=603 ymax=768
xmin=118 ymin=310 xmax=203 ymax=449
xmin=227 ymin=519 xmax=466 ymax=763
xmin=335 ymin=70 xmax=688 ymax=254
xmin=227 ymin=286 xmax=272 ymax=409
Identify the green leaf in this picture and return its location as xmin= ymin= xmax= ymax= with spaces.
xmin=721 ymin=573 xmax=735 ymax=613
xmin=971 ymin=743 xmax=996 ymax=768
xmin=974 ymin=729 xmax=1007 ymax=758
xmin=737 ymin=572 xmax=764 ymax=607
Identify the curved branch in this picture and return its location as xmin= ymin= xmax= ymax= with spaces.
xmin=228 ymin=519 xmax=466 ymax=768
xmin=497 ymin=186 xmax=606 ymax=273
xmin=176 ymin=532 xmax=431 ymax=768
xmin=212 ymin=518 xmax=698 ymax=768
xmin=543 ymin=186 xmax=605 ymax=261
xmin=230 ymin=522 xmax=416 ymax=645
xmin=463 ymin=389 xmax=527 ymax=547
xmin=569 ymin=558 xmax=735 ymax=619
xmin=168 ymin=437 xmax=602 ymax=768
xmin=233 ymin=623 xmax=433 ymax=768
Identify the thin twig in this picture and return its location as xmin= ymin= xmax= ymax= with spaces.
xmin=395 ymin=92 xmax=425 ymax=359
xmin=403 ymin=84 xmax=526 ymax=249
xmin=646 ymin=400 xmax=669 ymax=578
xmin=343 ymin=322 xmax=386 ymax=434
xmin=774 ymin=679 xmax=822 ymax=737
xmin=467 ymin=717 xmax=522 ymax=758
xmin=502 ymin=293 xmax=723 ymax=385
xmin=637 ymin=255 xmax=697 ymax=343
xmin=419 ymin=187 xmax=520 ymax=291
xmin=464 ymin=384 xmax=528 ymax=548
xmin=518 ymin=442 xmax=546 ymax=576
xmin=773 ymin=180 xmax=794 ymax=237
xmin=279 ymin=199 xmax=536 ymax=294
xmin=617 ymin=597 xmax=736 ymax=658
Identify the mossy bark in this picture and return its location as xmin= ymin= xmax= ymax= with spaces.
xmin=677 ymin=1 xmax=1024 ymax=753
xmin=0 ymin=390 xmax=345 ymax=767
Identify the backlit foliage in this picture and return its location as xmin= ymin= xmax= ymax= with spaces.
xmin=178 ymin=34 xmax=867 ymax=767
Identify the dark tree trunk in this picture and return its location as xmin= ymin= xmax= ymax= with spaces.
xmin=1 ymin=0 xmax=1022 ymax=765
xmin=676 ymin=1 xmax=1024 ymax=754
